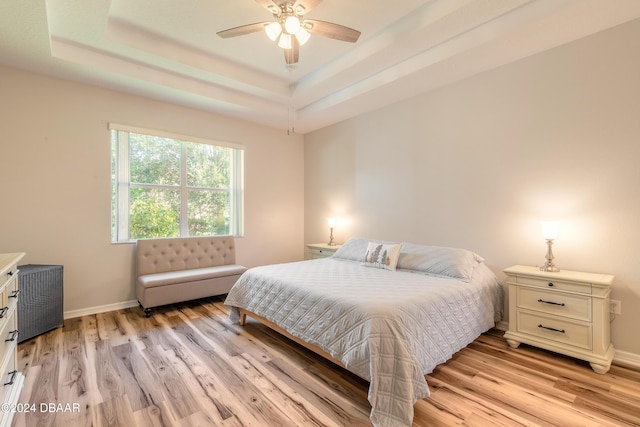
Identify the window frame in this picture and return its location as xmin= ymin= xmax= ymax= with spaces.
xmin=110 ymin=123 xmax=244 ymax=243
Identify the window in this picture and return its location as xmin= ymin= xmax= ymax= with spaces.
xmin=110 ymin=124 xmax=243 ymax=243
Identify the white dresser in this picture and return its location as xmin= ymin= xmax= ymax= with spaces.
xmin=305 ymin=243 xmax=342 ymax=260
xmin=503 ymin=265 xmax=615 ymax=374
xmin=0 ymin=253 xmax=25 ymax=427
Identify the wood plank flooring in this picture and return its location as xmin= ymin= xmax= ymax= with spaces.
xmin=14 ymin=296 xmax=640 ymax=426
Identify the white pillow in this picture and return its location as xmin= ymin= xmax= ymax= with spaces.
xmin=333 ymin=237 xmax=393 ymax=262
xmin=396 ymin=242 xmax=483 ymax=282
xmin=361 ymin=242 xmax=402 ymax=271
xmin=334 ymin=238 xmax=484 ymax=280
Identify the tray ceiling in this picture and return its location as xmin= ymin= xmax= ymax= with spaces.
xmin=1 ymin=0 xmax=640 ymax=133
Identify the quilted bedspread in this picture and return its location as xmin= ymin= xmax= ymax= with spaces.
xmin=225 ymin=257 xmax=503 ymax=426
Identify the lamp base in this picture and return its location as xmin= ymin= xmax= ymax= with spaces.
xmin=540 ymin=264 xmax=560 ymax=272
xmin=540 ymin=239 xmax=559 ymax=272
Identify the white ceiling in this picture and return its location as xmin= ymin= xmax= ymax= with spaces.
xmin=1 ymin=0 xmax=640 ymax=134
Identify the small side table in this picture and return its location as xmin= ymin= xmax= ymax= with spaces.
xmin=306 ymin=243 xmax=342 ymax=260
xmin=503 ymin=265 xmax=614 ymax=374
xmin=17 ymin=264 xmax=64 ymax=342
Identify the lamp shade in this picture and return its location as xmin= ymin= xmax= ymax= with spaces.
xmin=327 ymin=218 xmax=336 ymax=228
xmin=265 ymin=21 xmax=282 ymax=41
xmin=295 ymin=27 xmax=311 ymax=45
xmin=540 ymin=221 xmax=559 ymax=240
xmin=278 ymin=33 xmax=292 ymax=49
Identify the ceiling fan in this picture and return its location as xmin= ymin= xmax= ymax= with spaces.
xmin=216 ymin=0 xmax=361 ymax=66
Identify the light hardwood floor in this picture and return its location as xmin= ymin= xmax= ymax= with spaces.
xmin=14 ymin=296 xmax=640 ymax=427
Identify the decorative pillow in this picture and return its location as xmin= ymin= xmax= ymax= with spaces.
xmin=396 ymin=242 xmax=484 ymax=282
xmin=361 ymin=242 xmax=402 ymax=271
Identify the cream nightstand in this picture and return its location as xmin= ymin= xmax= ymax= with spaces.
xmin=503 ymin=265 xmax=615 ymax=374
xmin=306 ymin=243 xmax=342 ymax=260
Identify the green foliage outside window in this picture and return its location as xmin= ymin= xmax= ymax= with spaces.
xmin=130 ymin=188 xmax=180 ymax=239
xmin=111 ymin=128 xmax=242 ymax=242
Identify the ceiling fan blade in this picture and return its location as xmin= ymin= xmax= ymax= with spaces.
xmin=254 ymin=0 xmax=280 ymax=14
xmin=292 ymin=0 xmax=323 ymax=15
xmin=284 ymin=37 xmax=300 ymax=65
xmin=303 ymin=19 xmax=361 ymax=43
xmin=217 ymin=22 xmax=270 ymax=39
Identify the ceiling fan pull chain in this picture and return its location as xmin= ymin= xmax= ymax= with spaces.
xmin=287 ymin=105 xmax=296 ymax=135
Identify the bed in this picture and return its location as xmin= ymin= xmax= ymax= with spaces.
xmin=224 ymin=238 xmax=503 ymax=426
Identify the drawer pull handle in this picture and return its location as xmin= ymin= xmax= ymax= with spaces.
xmin=5 ymin=330 xmax=18 ymax=342
xmin=8 ymin=290 xmax=20 ymax=299
xmin=548 ymin=282 xmax=554 ymax=287
xmin=4 ymin=370 xmax=17 ymax=386
xmin=537 ymin=298 xmax=565 ymax=307
xmin=0 ymin=307 xmax=8 ymax=319
xmin=538 ymin=324 xmax=565 ymax=333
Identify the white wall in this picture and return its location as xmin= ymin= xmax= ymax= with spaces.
xmin=0 ymin=65 xmax=305 ymax=314
xmin=304 ymin=20 xmax=640 ymax=356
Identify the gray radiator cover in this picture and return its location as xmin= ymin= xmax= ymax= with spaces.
xmin=17 ymin=264 xmax=64 ymax=343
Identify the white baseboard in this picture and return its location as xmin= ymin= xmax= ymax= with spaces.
xmin=613 ymin=349 xmax=640 ymax=369
xmin=494 ymin=321 xmax=640 ymax=370
xmin=63 ymin=299 xmax=139 ymax=320
xmin=495 ymin=321 xmax=508 ymax=331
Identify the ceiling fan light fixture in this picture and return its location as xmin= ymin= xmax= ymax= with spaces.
xmin=217 ymin=1 xmax=361 ymax=66
xmin=278 ymin=33 xmax=292 ymax=49
xmin=265 ymin=21 xmax=282 ymax=41
xmin=295 ymin=27 xmax=311 ymax=46
xmin=284 ymin=16 xmax=301 ymax=34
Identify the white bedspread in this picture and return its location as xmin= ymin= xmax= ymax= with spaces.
xmin=225 ymin=258 xmax=503 ymax=426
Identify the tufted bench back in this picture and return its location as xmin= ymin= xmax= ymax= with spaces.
xmin=136 ymin=236 xmax=237 ymax=277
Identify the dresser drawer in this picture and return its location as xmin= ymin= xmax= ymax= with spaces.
xmin=5 ymin=272 xmax=19 ymax=302
xmin=0 ymin=348 xmax=17 ymax=406
xmin=517 ymin=287 xmax=592 ymax=321
xmin=0 ymin=290 xmax=7 ymax=333
xmin=514 ymin=276 xmax=590 ymax=294
xmin=0 ymin=309 xmax=17 ymax=366
xmin=517 ymin=310 xmax=592 ymax=350
xmin=1 ymin=268 xmax=18 ymax=313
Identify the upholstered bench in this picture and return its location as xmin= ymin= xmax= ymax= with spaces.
xmin=135 ymin=236 xmax=246 ymax=317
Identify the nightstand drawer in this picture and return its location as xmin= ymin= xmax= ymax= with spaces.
xmin=517 ymin=287 xmax=591 ymax=321
xmin=309 ymin=247 xmax=333 ymax=258
xmin=517 ymin=311 xmax=592 ymax=350
xmin=515 ymin=276 xmax=590 ymax=294
xmin=306 ymin=243 xmax=342 ymax=260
